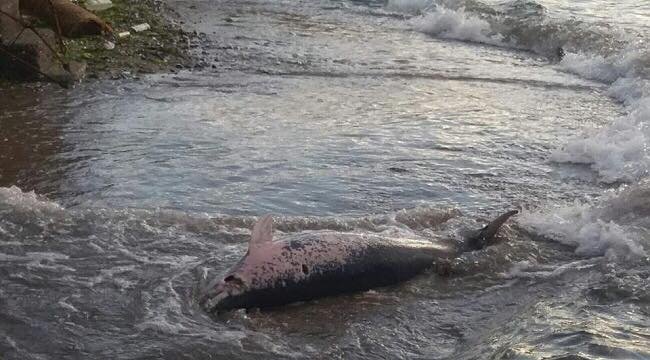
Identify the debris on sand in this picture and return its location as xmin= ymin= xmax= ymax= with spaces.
xmin=85 ymin=0 xmax=114 ymax=12
xmin=131 ymin=23 xmax=150 ymax=33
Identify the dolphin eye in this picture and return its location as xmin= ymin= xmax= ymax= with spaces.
xmin=224 ymin=275 xmax=244 ymax=286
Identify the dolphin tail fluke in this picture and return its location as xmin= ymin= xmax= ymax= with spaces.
xmin=463 ymin=210 xmax=518 ymax=251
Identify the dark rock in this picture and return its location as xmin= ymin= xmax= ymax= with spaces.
xmin=0 ymin=43 xmax=40 ymax=80
xmin=20 ymin=0 xmax=112 ymax=38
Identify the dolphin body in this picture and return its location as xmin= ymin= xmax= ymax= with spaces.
xmin=201 ymin=211 xmax=517 ymax=312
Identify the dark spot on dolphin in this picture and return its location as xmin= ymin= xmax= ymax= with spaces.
xmin=289 ymin=239 xmax=309 ymax=250
xmin=302 ymin=264 xmax=309 ymax=275
xmin=224 ymin=275 xmax=244 ymax=287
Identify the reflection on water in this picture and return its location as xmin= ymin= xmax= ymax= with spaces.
xmin=0 ymin=85 xmax=69 ymax=196
xmin=0 ymin=71 xmax=619 ymax=215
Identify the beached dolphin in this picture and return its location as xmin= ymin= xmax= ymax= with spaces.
xmin=201 ymin=210 xmax=518 ymax=312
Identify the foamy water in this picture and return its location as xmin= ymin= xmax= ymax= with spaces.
xmin=1 ymin=0 xmax=649 ymax=359
xmin=390 ymin=0 xmax=650 ymax=184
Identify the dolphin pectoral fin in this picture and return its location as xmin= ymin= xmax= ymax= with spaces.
xmin=249 ymin=214 xmax=274 ymax=252
xmin=464 ymin=210 xmax=518 ymax=251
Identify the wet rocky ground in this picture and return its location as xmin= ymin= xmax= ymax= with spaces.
xmin=1 ymin=0 xmax=202 ymax=83
xmin=66 ymin=0 xmax=198 ymax=79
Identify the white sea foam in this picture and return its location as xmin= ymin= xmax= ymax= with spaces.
xmin=559 ymin=53 xmax=625 ymax=83
xmin=549 ymin=48 xmax=650 ymax=183
xmin=519 ymin=183 xmax=650 ymax=260
xmin=58 ymin=298 xmax=80 ymax=312
xmin=0 ymin=251 xmax=75 ymax=272
xmin=0 ymin=186 xmax=64 ymax=214
xmin=503 ymin=259 xmax=599 ymax=280
xmin=410 ymin=7 xmax=502 ymax=46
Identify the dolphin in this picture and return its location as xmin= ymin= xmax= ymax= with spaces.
xmin=201 ymin=210 xmax=518 ymax=313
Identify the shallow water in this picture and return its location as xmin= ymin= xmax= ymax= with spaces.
xmin=1 ymin=0 xmax=649 ymax=359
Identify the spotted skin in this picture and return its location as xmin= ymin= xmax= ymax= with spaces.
xmin=201 ymin=211 xmax=516 ymax=312
xmin=202 ymin=231 xmax=455 ymax=312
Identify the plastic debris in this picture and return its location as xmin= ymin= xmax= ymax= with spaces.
xmin=84 ymin=0 xmax=113 ymax=11
xmin=117 ymin=31 xmax=130 ymax=38
xmin=131 ymin=23 xmax=151 ymax=32
xmin=103 ymin=40 xmax=115 ymax=50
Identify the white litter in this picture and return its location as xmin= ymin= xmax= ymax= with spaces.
xmin=103 ymin=40 xmax=115 ymax=50
xmin=117 ymin=31 xmax=130 ymax=38
xmin=84 ymin=0 xmax=113 ymax=11
xmin=131 ymin=23 xmax=151 ymax=33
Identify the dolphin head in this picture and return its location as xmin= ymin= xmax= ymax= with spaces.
xmin=200 ymin=265 xmax=251 ymax=312
xmin=200 ymin=215 xmax=278 ymax=312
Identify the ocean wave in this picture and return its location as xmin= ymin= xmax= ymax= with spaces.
xmin=0 ymin=186 xmax=64 ymax=215
xmin=0 ymin=186 xmax=463 ymax=244
xmin=519 ymin=181 xmax=650 ymax=260
xmin=410 ymin=6 xmax=503 ymax=45
xmin=388 ymin=0 xmax=650 ymax=184
xmin=552 ymin=54 xmax=650 ymax=183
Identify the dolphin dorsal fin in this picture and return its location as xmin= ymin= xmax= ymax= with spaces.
xmin=249 ymin=214 xmax=273 ymax=252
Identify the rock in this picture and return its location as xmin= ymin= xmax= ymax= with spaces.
xmin=0 ymin=43 xmax=40 ymax=80
xmin=1 ymin=0 xmax=85 ymax=86
xmin=20 ymin=0 xmax=112 ymax=38
xmin=0 ymin=0 xmax=22 ymax=43
xmin=46 ymin=58 xmax=86 ymax=85
xmin=1 ymin=29 xmax=85 ymax=85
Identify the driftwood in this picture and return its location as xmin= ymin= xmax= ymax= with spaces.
xmin=20 ymin=0 xmax=112 ymax=38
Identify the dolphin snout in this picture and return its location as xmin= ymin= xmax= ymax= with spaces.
xmin=199 ymin=279 xmax=227 ymax=311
